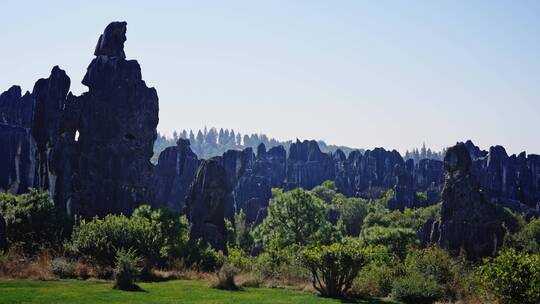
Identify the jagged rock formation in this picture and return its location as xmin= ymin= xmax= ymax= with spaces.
xmin=253 ymin=144 xmax=287 ymax=188
xmin=388 ymin=161 xmax=417 ymax=210
xmin=419 ymin=143 xmax=505 ymax=260
xmin=286 ymin=140 xmax=335 ymax=190
xmin=71 ymin=21 xmax=159 ymax=216
xmin=151 ymin=139 xmax=199 ymax=212
xmin=450 ymin=140 xmax=540 ymax=215
xmin=0 ymin=213 xmax=6 ymax=251
xmin=32 ymin=66 xmax=72 ymax=208
xmin=0 ymin=86 xmax=36 ymax=194
xmin=0 ymin=22 xmax=158 ymax=218
xmin=185 ymin=157 xmax=231 ymax=253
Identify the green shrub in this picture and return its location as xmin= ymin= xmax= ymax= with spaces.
xmin=478 ymin=248 xmax=540 ymax=304
xmin=227 ymin=246 xmax=252 ymax=272
xmin=363 ymin=204 xmax=441 ymax=231
xmin=66 ymin=213 xmax=163 ymax=267
xmin=331 ymin=194 xmax=368 ymax=237
xmin=352 ymin=245 xmax=401 ymax=297
xmin=214 ymin=263 xmax=239 ymax=290
xmin=504 ymin=217 xmax=540 ymax=254
xmin=253 ymin=241 xmax=308 ymax=283
xmin=225 ymin=210 xmax=254 ymax=252
xmin=353 ymin=263 xmax=396 ymax=297
xmin=404 ymin=246 xmax=453 ymax=285
xmin=49 ymin=258 xmax=76 ymax=279
xmin=253 ymin=188 xmax=338 ymax=249
xmin=300 ymin=240 xmax=367 ymax=298
xmin=391 ymin=272 xmax=444 ymax=304
xmin=113 ymin=248 xmax=143 ymax=291
xmin=359 ymin=226 xmax=417 ymax=259
xmin=0 ymin=190 xmax=72 ymax=254
xmin=67 ymin=205 xmax=223 ymax=271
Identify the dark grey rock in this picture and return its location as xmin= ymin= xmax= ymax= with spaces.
xmin=420 ymin=143 xmax=505 ymax=260
xmin=151 ymin=139 xmax=199 ymax=212
xmin=70 ymin=22 xmax=159 ymax=217
xmin=286 ymin=139 xmax=335 ymax=190
xmin=94 ymin=21 xmax=127 ymax=59
xmin=186 ymin=157 xmax=231 ymax=253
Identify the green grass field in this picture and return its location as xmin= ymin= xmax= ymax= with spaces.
xmin=0 ymin=279 xmax=399 ymax=304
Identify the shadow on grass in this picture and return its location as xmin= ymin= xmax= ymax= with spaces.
xmin=339 ymin=297 xmax=401 ymax=304
xmin=113 ymin=283 xmax=147 ymax=293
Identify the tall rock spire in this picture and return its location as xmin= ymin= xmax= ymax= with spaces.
xmin=70 ymin=21 xmax=159 ymax=217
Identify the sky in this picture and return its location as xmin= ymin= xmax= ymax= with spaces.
xmin=1 ymin=1 xmax=539 ymax=155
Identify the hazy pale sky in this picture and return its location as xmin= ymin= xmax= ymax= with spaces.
xmin=1 ymin=0 xmax=539 ymax=154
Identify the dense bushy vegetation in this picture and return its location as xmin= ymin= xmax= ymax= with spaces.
xmin=0 ymin=190 xmax=72 ymax=254
xmin=66 ymin=205 xmax=222 ymax=272
xmin=153 ymin=127 xmax=359 ymax=161
xmin=1 ymin=183 xmax=540 ymax=302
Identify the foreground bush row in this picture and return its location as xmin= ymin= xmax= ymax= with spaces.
xmin=1 ymin=183 xmax=540 ymax=302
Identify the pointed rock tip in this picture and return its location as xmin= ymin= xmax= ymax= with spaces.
xmin=94 ymin=21 xmax=127 ymax=58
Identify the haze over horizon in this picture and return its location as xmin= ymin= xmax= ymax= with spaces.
xmin=1 ymin=1 xmax=539 ymax=155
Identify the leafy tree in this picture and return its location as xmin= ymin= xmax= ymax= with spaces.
xmin=332 ymin=194 xmax=368 ymax=237
xmin=0 ymin=189 xmax=72 ymax=254
xmin=300 ymin=240 xmax=367 ymax=298
xmin=311 ymin=180 xmax=337 ymax=204
xmin=504 ymin=216 xmax=540 ymax=253
xmin=363 ymin=204 xmax=441 ymax=231
xmin=360 ymin=226 xmax=417 ymax=259
xmin=478 ymin=249 xmax=540 ymax=304
xmin=353 ymin=245 xmax=401 ymax=296
xmin=404 ymin=246 xmax=453 ymax=286
xmin=206 ymin=127 xmax=218 ymax=145
xmin=196 ymin=130 xmax=204 ymax=144
xmin=254 ymin=188 xmax=337 ymax=249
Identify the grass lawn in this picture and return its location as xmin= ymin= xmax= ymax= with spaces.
xmin=0 ymin=279 xmax=400 ymax=304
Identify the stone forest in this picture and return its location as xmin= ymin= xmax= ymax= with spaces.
xmin=0 ymin=22 xmax=539 ymax=304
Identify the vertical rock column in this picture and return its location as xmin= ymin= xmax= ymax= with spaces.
xmin=185 ymin=157 xmax=231 ymax=253
xmin=420 ymin=143 xmax=505 ymax=260
xmin=72 ymin=22 xmax=159 ymax=217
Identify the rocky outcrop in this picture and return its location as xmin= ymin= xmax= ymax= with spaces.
xmin=0 ymin=22 xmax=159 ymax=218
xmin=94 ymin=21 xmax=127 ymax=58
xmin=388 ymin=161 xmax=416 ymax=210
xmin=186 ymin=157 xmax=231 ymax=253
xmin=471 ymin=146 xmax=540 ymax=210
xmin=31 ymin=66 xmax=72 ymax=206
xmin=0 ymin=87 xmax=36 ymax=194
xmin=253 ymin=144 xmax=286 ymax=188
xmin=68 ymin=22 xmax=159 ymax=217
xmin=151 ymin=139 xmax=199 ymax=212
xmin=0 ymin=86 xmax=34 ymax=128
xmin=286 ymin=140 xmax=335 ymax=190
xmin=420 ymin=143 xmax=505 ymax=260
xmin=335 ymin=148 xmax=405 ymax=198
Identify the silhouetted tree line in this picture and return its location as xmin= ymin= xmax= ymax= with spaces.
xmin=153 ymin=127 xmax=360 ymax=161
xmin=404 ymin=142 xmax=446 ymax=163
